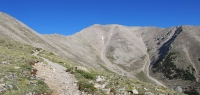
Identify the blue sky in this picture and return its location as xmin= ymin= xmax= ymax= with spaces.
xmin=0 ymin=0 xmax=200 ymax=35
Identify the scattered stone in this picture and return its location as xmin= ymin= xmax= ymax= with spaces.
xmin=36 ymin=77 xmax=45 ymax=81
xmin=96 ymin=76 xmax=102 ymax=83
xmin=94 ymin=83 xmax=101 ymax=89
xmin=30 ymin=75 xmax=36 ymax=80
xmin=96 ymin=75 xmax=106 ymax=83
xmin=7 ymin=84 xmax=13 ymax=90
xmin=0 ymin=84 xmax=6 ymax=93
xmin=102 ymin=88 xmax=110 ymax=94
xmin=11 ymin=74 xmax=17 ymax=80
xmin=26 ymin=92 xmax=33 ymax=95
xmin=14 ymin=66 xmax=20 ymax=69
xmin=29 ymin=81 xmax=36 ymax=85
xmin=0 ymin=78 xmax=4 ymax=82
xmin=1 ymin=61 xmax=10 ymax=65
xmin=4 ymin=74 xmax=17 ymax=80
xmin=174 ymin=86 xmax=182 ymax=93
xmin=145 ymin=92 xmax=154 ymax=95
xmin=101 ymin=83 xmax=106 ymax=89
xmin=20 ymin=70 xmax=26 ymax=75
xmin=132 ymin=89 xmax=138 ymax=94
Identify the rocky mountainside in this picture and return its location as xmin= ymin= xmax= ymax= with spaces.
xmin=0 ymin=12 xmax=200 ymax=94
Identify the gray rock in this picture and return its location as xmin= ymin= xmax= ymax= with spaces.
xmin=145 ymin=92 xmax=154 ymax=95
xmin=0 ymin=84 xmax=6 ymax=93
xmin=174 ymin=86 xmax=183 ymax=93
xmin=0 ymin=78 xmax=4 ymax=82
xmin=7 ymin=84 xmax=13 ymax=90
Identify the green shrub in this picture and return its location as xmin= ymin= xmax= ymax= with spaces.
xmin=76 ymin=70 xmax=95 ymax=80
xmin=77 ymin=81 xmax=97 ymax=92
xmin=154 ymin=52 xmax=196 ymax=81
xmin=66 ymin=67 xmax=73 ymax=73
xmin=35 ymin=48 xmax=42 ymax=51
xmin=49 ymin=52 xmax=54 ymax=55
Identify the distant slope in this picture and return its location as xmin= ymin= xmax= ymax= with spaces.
xmin=150 ymin=26 xmax=200 ymax=94
xmin=44 ymin=25 xmax=151 ymax=77
xmin=0 ymin=12 xmax=66 ymax=57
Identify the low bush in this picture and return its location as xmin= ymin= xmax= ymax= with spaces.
xmin=77 ymin=81 xmax=97 ymax=92
xmin=76 ymin=70 xmax=95 ymax=80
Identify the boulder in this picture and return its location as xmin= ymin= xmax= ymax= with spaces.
xmin=96 ymin=75 xmax=102 ymax=82
xmin=133 ymin=89 xmax=138 ymax=94
xmin=174 ymin=86 xmax=182 ymax=93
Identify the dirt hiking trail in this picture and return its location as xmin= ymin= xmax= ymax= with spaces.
xmin=33 ymin=51 xmax=80 ymax=95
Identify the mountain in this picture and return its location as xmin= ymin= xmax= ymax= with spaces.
xmin=0 ymin=12 xmax=200 ymax=94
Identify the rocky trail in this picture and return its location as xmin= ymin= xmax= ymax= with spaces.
xmin=33 ymin=51 xmax=80 ymax=95
xmin=144 ymin=54 xmax=166 ymax=87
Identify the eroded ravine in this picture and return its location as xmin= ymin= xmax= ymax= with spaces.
xmin=144 ymin=54 xmax=166 ymax=87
